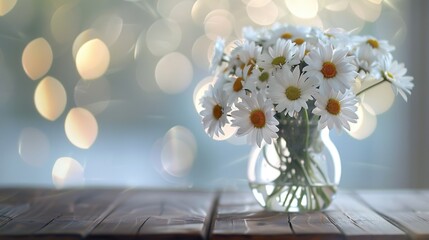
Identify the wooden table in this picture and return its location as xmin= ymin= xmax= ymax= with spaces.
xmin=0 ymin=188 xmax=428 ymax=239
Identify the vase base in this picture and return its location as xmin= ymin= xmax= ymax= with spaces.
xmin=249 ymin=183 xmax=337 ymax=212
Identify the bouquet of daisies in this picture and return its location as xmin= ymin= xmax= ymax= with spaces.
xmin=199 ymin=24 xmax=414 ymax=147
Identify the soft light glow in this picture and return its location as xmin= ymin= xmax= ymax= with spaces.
xmin=246 ymin=0 xmax=279 ymax=26
xmin=323 ymin=0 xmax=348 ymax=11
xmin=146 ymin=18 xmax=182 ymax=56
xmin=157 ymin=0 xmax=179 ymax=18
xmin=50 ymin=3 xmax=81 ymax=45
xmin=193 ymin=76 xmax=213 ymax=113
xmin=161 ymin=125 xmax=197 ymax=177
xmin=75 ymin=38 xmax=110 ymax=80
xmin=34 ymin=76 xmax=67 ymax=121
xmin=91 ymin=13 xmax=123 ymax=46
xmin=74 ymin=77 xmax=111 ymax=115
xmin=204 ymin=10 xmax=234 ymax=40
xmin=361 ymin=80 xmax=395 ymax=115
xmin=322 ymin=6 xmax=364 ymax=32
xmin=191 ymin=0 xmax=230 ymax=26
xmin=65 ymin=107 xmax=98 ymax=149
xmin=72 ymin=29 xmax=100 ymax=59
xmin=52 ymin=157 xmax=85 ymax=188
xmin=22 ymin=38 xmax=53 ymax=81
xmin=350 ymin=0 xmax=382 ymax=22
xmin=155 ymin=52 xmax=193 ymax=94
xmin=374 ymin=12 xmax=406 ymax=45
xmin=285 ymin=0 xmax=319 ymax=19
xmin=18 ymin=127 xmax=50 ymax=166
xmin=191 ymin=35 xmax=211 ymax=70
xmin=0 ymin=0 xmax=17 ymax=16
xmin=348 ymin=104 xmax=377 ymax=140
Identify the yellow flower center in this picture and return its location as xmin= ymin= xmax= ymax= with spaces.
xmin=326 ymin=98 xmax=341 ymax=115
xmin=259 ymin=72 xmax=269 ymax=82
xmin=385 ymin=71 xmax=394 ymax=80
xmin=285 ymin=86 xmax=301 ymax=100
xmin=293 ymin=38 xmax=305 ymax=45
xmin=233 ymin=77 xmax=243 ymax=92
xmin=281 ymin=32 xmax=293 ymax=39
xmin=212 ymin=104 xmax=223 ymax=120
xmin=367 ymin=39 xmax=379 ymax=49
xmin=250 ymin=110 xmax=266 ymax=128
xmin=272 ymin=56 xmax=286 ymax=66
xmin=321 ymin=62 xmax=337 ymax=79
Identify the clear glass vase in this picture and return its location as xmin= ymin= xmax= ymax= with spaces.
xmin=248 ymin=114 xmax=341 ymax=212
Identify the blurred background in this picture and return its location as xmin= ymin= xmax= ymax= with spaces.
xmin=0 ymin=0 xmax=427 ymax=190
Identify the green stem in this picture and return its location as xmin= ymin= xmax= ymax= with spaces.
xmin=356 ymin=79 xmax=388 ymax=96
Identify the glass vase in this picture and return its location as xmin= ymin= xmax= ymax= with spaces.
xmin=247 ymin=113 xmax=341 ymax=212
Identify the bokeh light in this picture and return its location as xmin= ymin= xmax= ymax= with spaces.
xmin=34 ymin=76 xmax=67 ymax=121
xmin=193 ymin=76 xmax=213 ymax=113
xmin=285 ymin=0 xmax=319 ymax=19
xmin=348 ymin=104 xmax=377 ymax=140
xmin=246 ymin=0 xmax=279 ymax=26
xmin=322 ymin=0 xmax=348 ymax=12
xmin=64 ymin=107 xmax=98 ymax=149
xmin=22 ymin=38 xmax=53 ymax=81
xmin=374 ymin=11 xmax=406 ymax=45
xmin=321 ymin=6 xmax=365 ymax=33
xmin=50 ymin=3 xmax=81 ymax=45
xmin=191 ymin=35 xmax=212 ymax=70
xmin=91 ymin=13 xmax=123 ymax=46
xmin=146 ymin=18 xmax=182 ymax=56
xmin=52 ymin=157 xmax=85 ymax=188
xmin=0 ymin=0 xmax=17 ymax=16
xmin=155 ymin=52 xmax=193 ymax=94
xmin=75 ymin=38 xmax=110 ymax=80
xmin=204 ymin=9 xmax=234 ymax=40
xmin=74 ymin=77 xmax=111 ymax=115
xmin=361 ymin=80 xmax=395 ymax=115
xmin=350 ymin=0 xmax=382 ymax=22
xmin=18 ymin=127 xmax=50 ymax=166
xmin=72 ymin=29 xmax=100 ymax=59
xmin=191 ymin=0 xmax=230 ymax=26
xmin=160 ymin=125 xmax=197 ymax=177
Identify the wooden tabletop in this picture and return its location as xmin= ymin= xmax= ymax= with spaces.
xmin=0 ymin=188 xmax=428 ymax=239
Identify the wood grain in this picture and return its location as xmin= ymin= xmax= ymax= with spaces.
xmin=324 ymin=192 xmax=406 ymax=240
xmin=358 ymin=189 xmax=429 ymax=240
xmin=1 ymin=188 xmax=429 ymax=240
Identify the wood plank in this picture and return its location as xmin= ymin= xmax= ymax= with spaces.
xmin=324 ymin=192 xmax=407 ymax=240
xmin=89 ymin=189 xmax=217 ymax=240
xmin=358 ymin=190 xmax=429 ymax=239
xmin=212 ymin=191 xmax=343 ymax=240
xmin=0 ymin=188 xmax=123 ymax=239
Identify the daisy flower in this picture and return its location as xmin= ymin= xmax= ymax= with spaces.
xmin=380 ymin=57 xmax=414 ymax=102
xmin=257 ymin=38 xmax=299 ymax=73
xmin=267 ymin=24 xmax=311 ymax=47
xmin=238 ymin=40 xmax=262 ymax=70
xmin=209 ymin=37 xmax=225 ymax=74
xmin=312 ymin=89 xmax=358 ymax=131
xmin=231 ymin=92 xmax=279 ymax=147
xmin=268 ymin=67 xmax=317 ymax=117
xmin=199 ymin=85 xmax=231 ymax=138
xmin=223 ymin=65 xmax=253 ymax=104
xmin=353 ymin=45 xmax=380 ymax=80
xmin=356 ymin=35 xmax=395 ymax=60
xmin=304 ymin=43 xmax=357 ymax=93
xmin=247 ymin=67 xmax=270 ymax=91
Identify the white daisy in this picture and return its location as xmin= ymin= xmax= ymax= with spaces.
xmin=267 ymin=24 xmax=311 ymax=47
xmin=231 ymin=92 xmax=279 ymax=147
xmin=238 ymin=40 xmax=262 ymax=69
xmin=223 ymin=65 xmax=253 ymax=104
xmin=304 ymin=43 xmax=357 ymax=93
xmin=353 ymin=45 xmax=380 ymax=80
xmin=257 ymin=38 xmax=299 ymax=74
xmin=209 ymin=37 xmax=225 ymax=74
xmin=199 ymin=85 xmax=231 ymax=138
xmin=312 ymin=89 xmax=358 ymax=131
xmin=356 ymin=35 xmax=395 ymax=60
xmin=380 ymin=57 xmax=414 ymax=102
xmin=268 ymin=67 xmax=317 ymax=117
xmin=247 ymin=67 xmax=270 ymax=91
